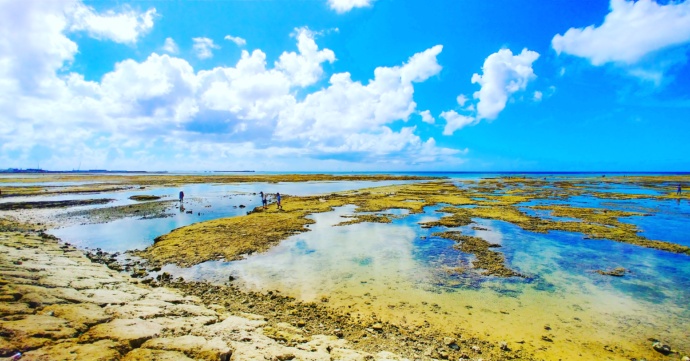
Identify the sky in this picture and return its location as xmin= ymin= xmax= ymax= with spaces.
xmin=1 ymin=0 xmax=689 ymax=172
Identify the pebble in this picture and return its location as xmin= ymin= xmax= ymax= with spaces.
xmin=652 ymin=341 xmax=671 ymax=355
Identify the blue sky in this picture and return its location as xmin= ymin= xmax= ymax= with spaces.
xmin=1 ymin=0 xmax=689 ymax=171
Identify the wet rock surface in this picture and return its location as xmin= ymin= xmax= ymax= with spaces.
xmin=596 ymin=267 xmax=628 ymax=277
xmin=129 ymin=195 xmax=162 ymax=201
xmin=60 ymin=200 xmax=176 ymax=224
xmin=0 ymin=199 xmax=113 ymax=211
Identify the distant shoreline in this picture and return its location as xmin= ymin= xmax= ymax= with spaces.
xmin=0 ymin=169 xmax=165 ymax=174
xmin=1 ymin=169 xmax=688 ymax=175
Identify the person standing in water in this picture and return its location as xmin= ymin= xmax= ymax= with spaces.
xmin=179 ymin=191 xmax=184 ymax=202
xmin=678 ymin=184 xmax=682 ymax=195
xmin=276 ymin=192 xmax=282 ymax=210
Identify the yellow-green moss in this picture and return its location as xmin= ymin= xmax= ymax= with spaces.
xmin=434 ymin=231 xmax=521 ymax=277
xmin=334 ymin=214 xmax=393 ymax=227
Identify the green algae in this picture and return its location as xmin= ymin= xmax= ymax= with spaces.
xmin=433 ymin=231 xmax=522 ymax=277
xmin=136 ymin=177 xmax=690 ymax=269
xmin=0 ymin=199 xmax=114 ymax=211
xmin=61 ymin=200 xmax=176 ymax=224
xmin=128 ymin=195 xmax=161 ymax=201
xmin=334 ymin=214 xmax=393 ymax=227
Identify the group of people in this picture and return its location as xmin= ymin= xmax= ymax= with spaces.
xmin=259 ymin=191 xmax=282 ymax=210
xmin=177 ymin=189 xmax=282 ymax=210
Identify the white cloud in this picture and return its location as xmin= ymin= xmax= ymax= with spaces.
xmin=552 ymin=0 xmax=690 ymax=66
xmin=419 ymin=110 xmax=435 ymax=124
xmin=0 ymin=2 xmax=462 ymax=170
xmin=471 ymin=48 xmax=539 ymax=120
xmin=440 ymin=110 xmax=477 ymax=136
xmin=328 ymin=0 xmax=374 ymax=13
xmin=224 ymin=34 xmax=247 ymax=47
xmin=193 ymin=37 xmax=220 ymax=59
xmin=162 ymin=37 xmax=178 ymax=54
xmin=533 ymin=91 xmax=543 ymax=102
xmin=100 ymin=53 xmax=199 ymax=123
xmin=196 ymin=49 xmax=293 ymax=121
xmin=275 ymin=28 xmax=336 ymax=87
xmin=70 ymin=3 xmax=156 ymax=44
xmin=456 ymin=94 xmax=468 ymax=106
xmin=275 ymin=45 xmax=443 ymax=141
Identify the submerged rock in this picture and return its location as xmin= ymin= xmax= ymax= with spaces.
xmin=596 ymin=267 xmax=627 ymax=277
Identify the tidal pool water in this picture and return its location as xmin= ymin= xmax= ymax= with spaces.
xmin=31 ymin=177 xmax=690 ymax=360
xmin=47 ymin=180 xmax=413 ymax=251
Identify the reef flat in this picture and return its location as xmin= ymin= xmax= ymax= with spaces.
xmin=2 ymin=173 xmax=689 ymax=361
xmin=0 ymin=173 xmax=437 ymax=198
xmin=138 ymin=177 xmax=690 ymax=272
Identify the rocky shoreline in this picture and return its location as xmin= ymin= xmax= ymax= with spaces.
xmin=1 ymin=228 xmax=435 ymax=361
xmin=0 ymin=213 xmax=538 ymax=361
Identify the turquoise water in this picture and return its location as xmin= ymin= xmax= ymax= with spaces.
xmin=47 ymin=180 xmax=413 ymax=251
xmin=157 ymin=200 xmax=690 ymax=358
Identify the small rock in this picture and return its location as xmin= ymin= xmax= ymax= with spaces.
xmin=443 ymin=337 xmax=456 ymax=346
xmin=681 ymin=356 xmax=689 ymax=361
xmin=542 ymin=335 xmax=553 ymax=342
xmin=596 ymin=267 xmax=627 ymax=277
xmin=652 ymin=341 xmax=671 ymax=355
xmin=499 ymin=341 xmax=509 ymax=350
xmin=471 ymin=345 xmax=481 ymax=353
xmin=372 ymin=323 xmax=383 ymax=331
xmin=274 ymin=353 xmax=295 ymax=361
xmin=297 ymin=320 xmax=306 ymax=327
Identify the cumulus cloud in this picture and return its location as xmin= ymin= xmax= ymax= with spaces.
xmin=328 ymin=0 xmax=374 ymax=13
xmin=275 ymin=45 xmax=443 ymax=142
xmin=193 ymin=37 xmax=219 ymax=59
xmin=275 ymin=28 xmax=336 ymax=87
xmin=224 ymin=34 xmax=247 ymax=47
xmin=419 ymin=110 xmax=435 ymax=124
xmin=0 ymin=1 xmax=462 ymax=170
xmin=552 ymin=0 xmax=690 ymax=66
xmin=440 ymin=110 xmax=477 ymax=135
xmin=438 ymin=47 xmax=539 ymax=136
xmin=162 ymin=37 xmax=178 ymax=54
xmin=70 ymin=3 xmax=156 ymax=44
xmin=471 ymin=48 xmax=539 ymax=120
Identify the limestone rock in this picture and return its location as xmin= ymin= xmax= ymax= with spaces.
xmin=80 ymin=318 xmax=163 ymax=349
xmin=41 ymin=303 xmax=111 ymax=331
xmin=23 ymin=339 xmax=122 ymax=361
xmin=142 ymin=335 xmax=232 ymax=361
xmin=122 ymin=348 xmax=195 ymax=361
xmin=0 ymin=314 xmax=77 ymax=341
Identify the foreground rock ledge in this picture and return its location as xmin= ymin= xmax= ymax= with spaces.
xmin=0 ymin=232 xmax=411 ymax=361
